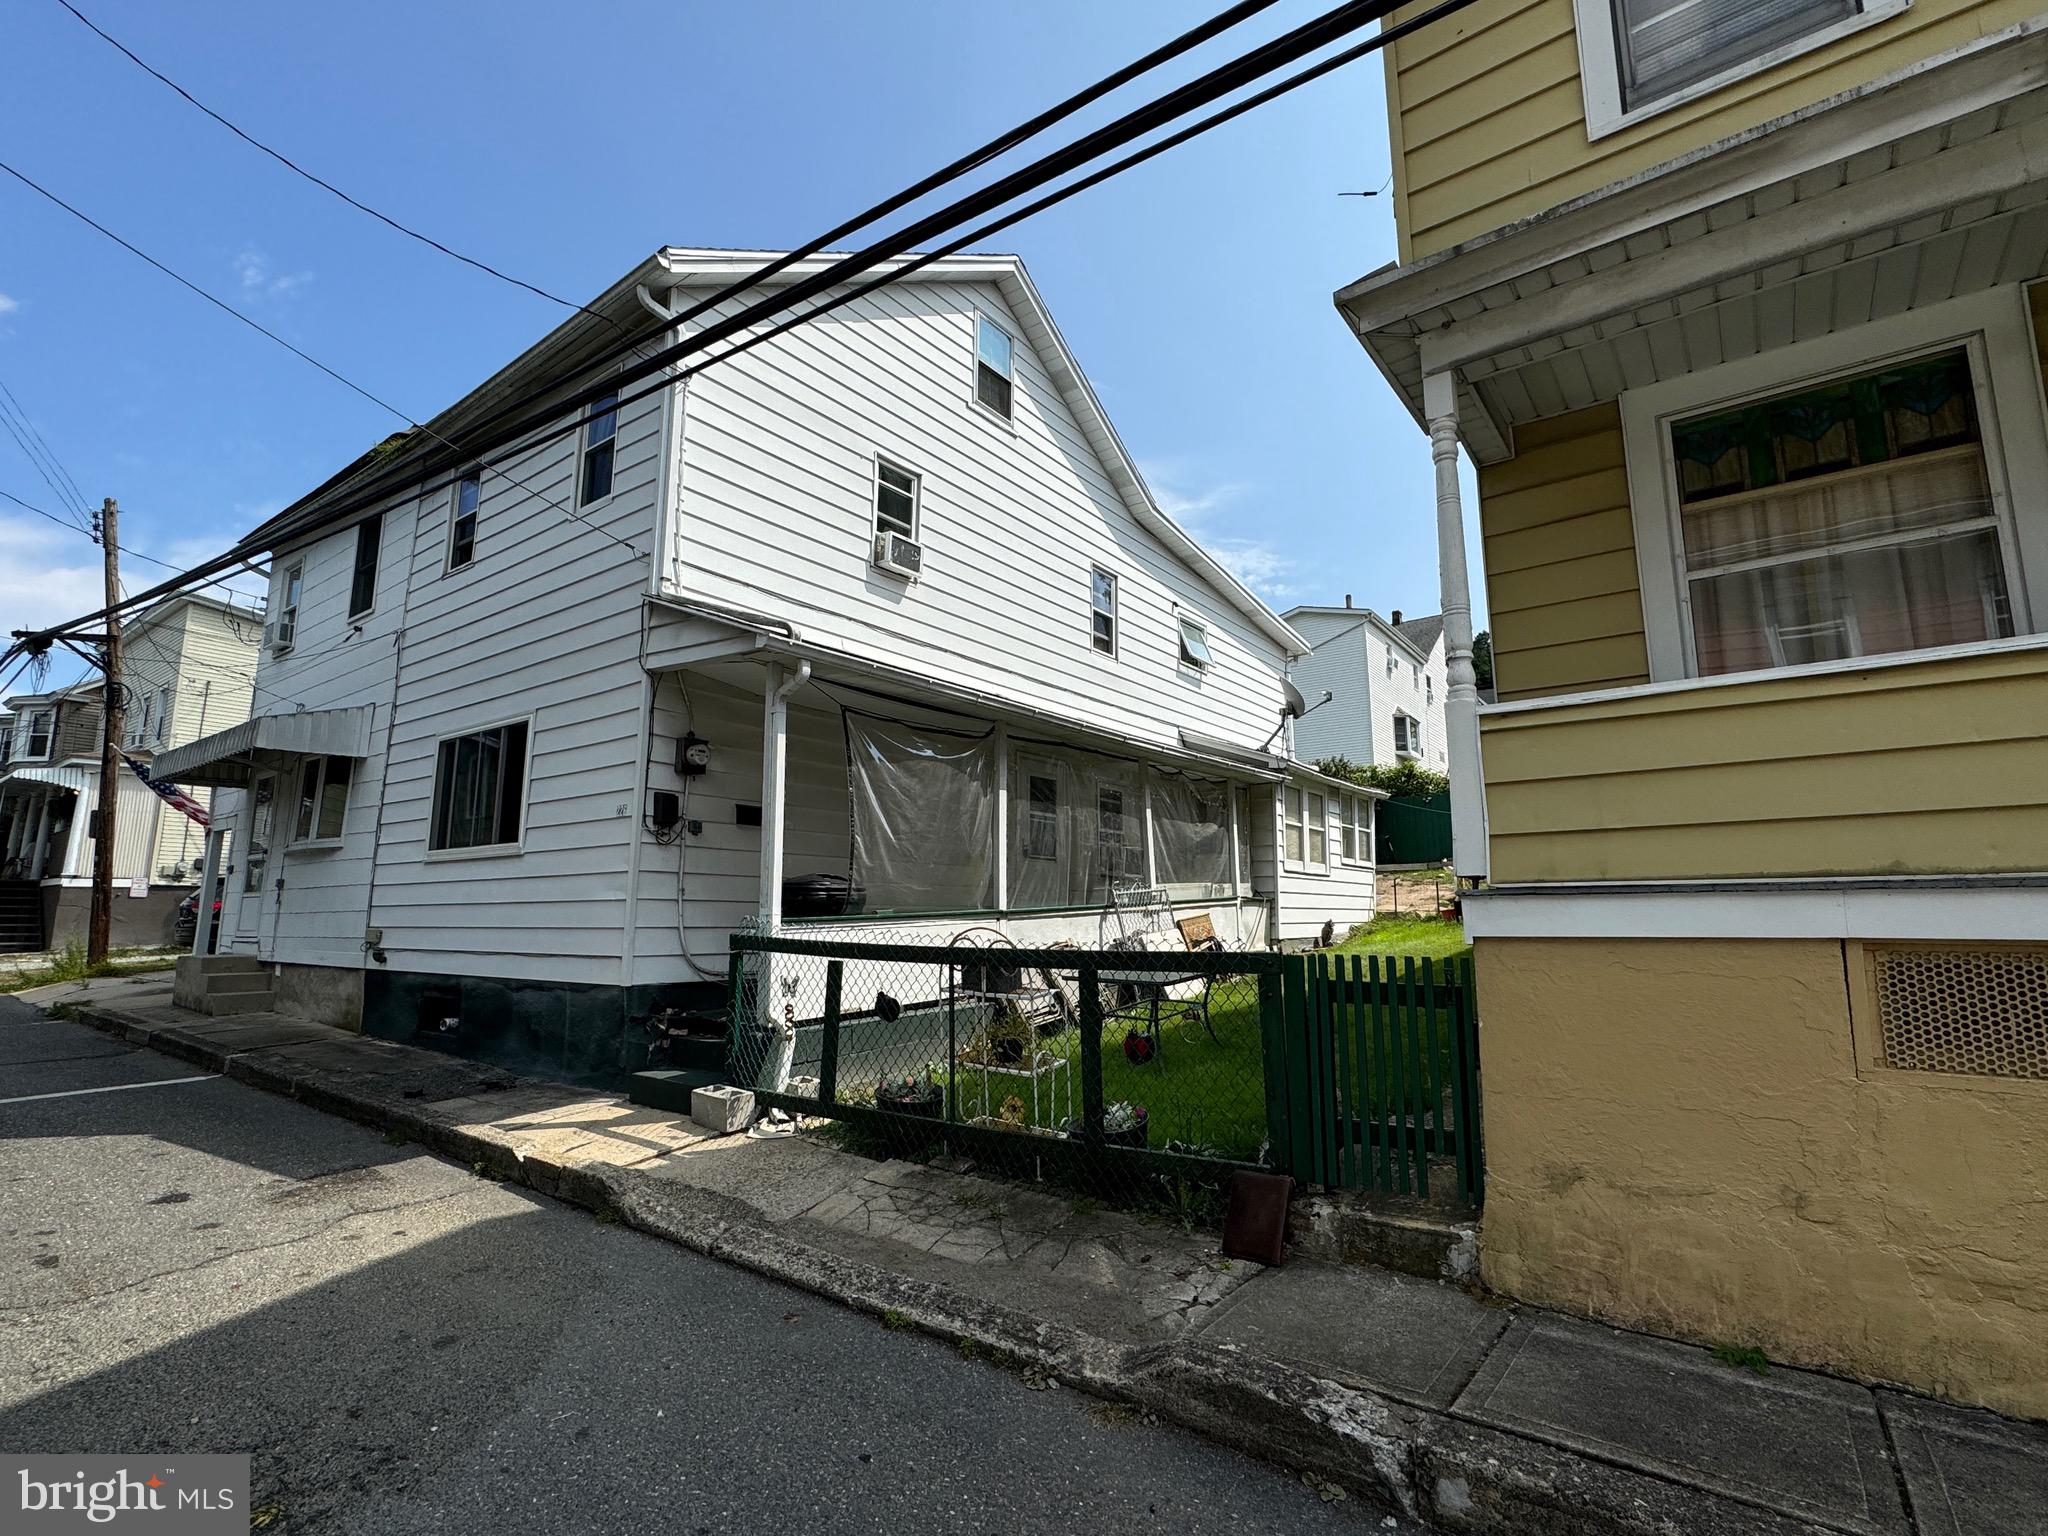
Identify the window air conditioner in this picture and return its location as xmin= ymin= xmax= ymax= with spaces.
xmin=872 ymin=531 xmax=923 ymax=579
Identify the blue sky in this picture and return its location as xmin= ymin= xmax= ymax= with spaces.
xmin=1 ymin=0 xmax=1484 ymax=687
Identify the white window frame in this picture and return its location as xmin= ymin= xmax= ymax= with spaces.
xmin=1573 ymin=0 xmax=1911 ymax=141
xmin=288 ymin=754 xmax=354 ymax=848
xmin=274 ymin=562 xmax=303 ymax=651
xmin=972 ymin=311 xmax=1016 ymax=424
xmin=1622 ymin=287 xmax=2048 ymax=684
xmin=447 ymin=469 xmax=482 ymax=573
xmin=1176 ymin=612 xmax=1212 ymax=670
xmin=579 ymin=392 xmax=620 ymax=508
xmin=424 ymin=716 xmax=534 ymax=860
xmin=23 ymin=708 xmax=52 ymax=759
xmin=1090 ymin=566 xmax=1119 ymax=657
xmin=1306 ymin=790 xmax=1329 ymax=871
xmin=872 ymin=453 xmax=921 ymax=542
xmin=1393 ymin=713 xmax=1422 ymax=760
xmin=348 ymin=513 xmax=382 ymax=620
xmin=1282 ymin=784 xmax=1305 ymax=866
xmin=154 ymin=685 xmax=171 ymax=743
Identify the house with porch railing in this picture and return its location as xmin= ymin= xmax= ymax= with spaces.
xmin=155 ymin=249 xmax=1381 ymax=1069
xmin=1340 ymin=1 xmax=2048 ymax=1417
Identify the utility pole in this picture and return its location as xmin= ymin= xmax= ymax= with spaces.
xmin=88 ymin=496 xmax=123 ymax=966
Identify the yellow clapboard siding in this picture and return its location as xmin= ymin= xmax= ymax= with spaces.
xmin=1493 ymin=633 xmax=1651 ymax=696
xmin=1480 ymin=644 xmax=2048 ymax=880
xmin=1478 ymin=401 xmax=1650 ymax=700
xmin=1390 ymin=0 xmax=2038 ymax=261
xmin=1389 ymin=0 xmax=1556 ymax=71
xmin=1493 ymin=804 xmax=2048 ymax=881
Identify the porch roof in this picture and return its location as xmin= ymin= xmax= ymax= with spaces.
xmin=1 ymin=764 xmax=92 ymax=793
xmin=644 ymin=594 xmax=1295 ymax=785
xmin=154 ymin=706 xmax=374 ymax=788
xmin=1335 ymin=20 xmax=2048 ymax=464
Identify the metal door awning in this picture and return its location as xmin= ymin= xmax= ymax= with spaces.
xmin=0 ymin=764 xmax=94 ymax=792
xmin=154 ymin=707 xmax=373 ymax=787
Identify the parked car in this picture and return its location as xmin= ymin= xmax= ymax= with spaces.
xmin=174 ymin=879 xmax=225 ymax=953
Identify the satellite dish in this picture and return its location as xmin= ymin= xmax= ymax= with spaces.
xmin=1282 ymin=679 xmax=1308 ymax=718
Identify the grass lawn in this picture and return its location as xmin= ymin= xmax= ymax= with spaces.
xmin=1335 ymin=914 xmax=1471 ymax=968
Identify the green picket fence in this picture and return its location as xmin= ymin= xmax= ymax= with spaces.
xmin=1275 ymin=952 xmax=1482 ymax=1204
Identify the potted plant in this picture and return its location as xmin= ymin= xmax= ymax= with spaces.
xmin=985 ymin=1003 xmax=1031 ymax=1066
xmin=1103 ymin=1100 xmax=1150 ymax=1149
xmin=874 ymin=1070 xmax=943 ymax=1119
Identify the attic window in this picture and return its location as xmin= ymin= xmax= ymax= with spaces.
xmin=580 ymin=393 xmax=619 ymax=505
xmin=1177 ymin=615 xmax=1212 ymax=669
xmin=974 ymin=315 xmax=1014 ymax=419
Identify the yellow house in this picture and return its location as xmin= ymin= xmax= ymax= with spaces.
xmin=1339 ymin=1 xmax=2048 ymax=1417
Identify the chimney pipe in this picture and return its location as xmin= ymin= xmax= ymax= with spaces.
xmin=1343 ymin=594 xmax=1352 ymax=608
xmin=1391 ymin=609 xmax=1403 ymax=625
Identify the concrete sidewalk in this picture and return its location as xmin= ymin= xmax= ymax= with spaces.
xmin=30 ymin=978 xmax=2048 ymax=1536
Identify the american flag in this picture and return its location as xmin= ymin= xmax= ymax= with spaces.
xmin=124 ymin=754 xmax=211 ymax=829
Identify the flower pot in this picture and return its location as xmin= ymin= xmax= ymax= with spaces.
xmin=992 ymin=1035 xmax=1026 ymax=1066
xmin=1104 ymin=1112 xmax=1149 ymax=1150
xmin=876 ymin=1085 xmax=943 ymax=1119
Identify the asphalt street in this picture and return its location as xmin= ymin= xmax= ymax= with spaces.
xmin=0 ymin=998 xmax=1420 ymax=1534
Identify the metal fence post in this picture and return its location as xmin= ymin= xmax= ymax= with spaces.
xmin=1078 ymin=961 xmax=1105 ymax=1147
xmin=1256 ymin=963 xmax=1289 ymax=1175
xmin=819 ymin=959 xmax=842 ymax=1107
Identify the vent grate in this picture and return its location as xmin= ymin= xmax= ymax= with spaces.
xmin=1873 ymin=945 xmax=2048 ymax=1081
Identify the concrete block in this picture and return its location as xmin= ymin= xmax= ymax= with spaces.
xmin=691 ymin=1084 xmax=755 ymax=1134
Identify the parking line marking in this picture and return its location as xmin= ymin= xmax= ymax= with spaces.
xmin=0 ymin=1074 xmax=219 ymax=1105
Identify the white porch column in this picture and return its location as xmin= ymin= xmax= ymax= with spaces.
xmin=29 ymin=792 xmax=56 ymax=879
xmin=759 ymin=664 xmax=790 ymax=931
xmin=191 ymin=828 xmax=222 ymax=957
xmin=1424 ymin=370 xmax=1488 ymax=882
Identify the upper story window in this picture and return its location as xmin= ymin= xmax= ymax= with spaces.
xmin=1580 ymin=0 xmax=1903 ymax=136
xmin=349 ymin=514 xmax=383 ymax=618
xmin=130 ymin=690 xmax=152 ymax=747
xmin=1090 ymin=567 xmax=1118 ymax=656
xmin=1177 ymin=614 xmax=1212 ymax=669
xmin=274 ymin=562 xmax=303 ymax=651
xmin=1393 ymin=712 xmax=1423 ymax=759
xmin=23 ymin=708 xmax=52 ymax=758
xmin=0 ymin=722 xmax=12 ymax=761
xmin=974 ymin=315 xmax=1014 ymax=419
xmin=874 ymin=457 xmax=919 ymax=540
xmin=1384 ymin=645 xmax=1396 ymax=676
xmin=154 ymin=685 xmax=171 ymax=742
xmin=449 ymin=471 xmax=481 ymax=571
xmin=1669 ymin=348 xmax=2015 ymax=675
xmin=580 ymin=393 xmax=619 ymax=506
xmin=1426 ymin=674 xmax=1434 ymax=704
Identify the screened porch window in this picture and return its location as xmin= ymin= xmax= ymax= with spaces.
xmin=1670 ymin=349 xmax=2015 ymax=676
xmin=429 ymin=721 xmax=529 ymax=852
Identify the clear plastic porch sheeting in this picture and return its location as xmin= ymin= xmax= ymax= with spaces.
xmin=846 ymin=713 xmax=996 ymax=914
xmin=1150 ymin=770 xmax=1233 ymax=899
xmin=1006 ymin=743 xmax=1148 ymax=910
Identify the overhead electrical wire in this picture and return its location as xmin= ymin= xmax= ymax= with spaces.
xmin=20 ymin=0 xmax=1478 ymax=642
xmin=0 ymin=382 xmax=93 ymax=530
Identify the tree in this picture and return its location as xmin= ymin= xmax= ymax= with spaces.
xmin=1471 ymin=630 xmax=1494 ymax=692
xmin=1315 ymin=756 xmax=1450 ymax=800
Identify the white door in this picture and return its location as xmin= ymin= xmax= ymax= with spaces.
xmin=231 ymin=774 xmax=274 ymax=951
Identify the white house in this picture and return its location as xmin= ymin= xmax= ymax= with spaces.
xmin=155 ymin=249 xmax=1379 ymax=1074
xmin=1283 ymin=600 xmax=1449 ymax=774
xmin=0 ymin=594 xmax=259 ymax=950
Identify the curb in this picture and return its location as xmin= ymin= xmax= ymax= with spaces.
xmin=58 ymin=1002 xmax=1835 ymax=1536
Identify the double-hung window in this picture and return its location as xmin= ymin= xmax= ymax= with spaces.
xmin=274 ymin=563 xmax=303 ymax=650
xmin=429 ymin=720 xmax=530 ymax=853
xmin=1340 ymin=798 xmax=1360 ymax=862
xmin=1306 ymin=792 xmax=1328 ymax=868
xmin=134 ymin=692 xmax=152 ymax=747
xmin=974 ymin=315 xmax=1014 ymax=419
xmin=1581 ymin=0 xmax=1902 ymax=134
xmin=1283 ymin=786 xmax=1305 ymax=863
xmin=349 ymin=514 xmax=382 ymax=618
xmin=580 ymin=393 xmax=619 ymax=506
xmin=291 ymin=755 xmax=353 ymax=843
xmin=449 ymin=471 xmax=481 ymax=571
xmin=24 ymin=708 xmax=52 ymax=758
xmin=874 ymin=457 xmax=919 ymax=541
xmin=1090 ymin=567 xmax=1118 ymax=655
xmin=1669 ymin=348 xmax=2015 ymax=676
xmin=154 ymin=686 xmax=170 ymax=743
xmin=1393 ymin=713 xmax=1422 ymax=759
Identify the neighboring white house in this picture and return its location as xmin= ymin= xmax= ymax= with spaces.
xmin=1283 ymin=600 xmax=1449 ymax=773
xmin=0 ymin=594 xmax=259 ymax=950
xmin=155 ymin=249 xmax=1380 ymax=1073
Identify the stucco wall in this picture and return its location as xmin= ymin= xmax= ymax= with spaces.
xmin=1475 ymin=935 xmax=2048 ymax=1418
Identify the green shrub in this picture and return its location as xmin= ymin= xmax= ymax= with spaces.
xmin=1315 ymin=756 xmax=1450 ymax=800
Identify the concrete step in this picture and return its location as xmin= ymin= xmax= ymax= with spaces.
xmin=629 ymin=1068 xmax=727 ymax=1115
xmin=195 ymin=955 xmax=267 ymax=974
xmin=201 ymin=974 xmax=276 ymax=998
xmin=202 ymin=992 xmax=278 ymax=1017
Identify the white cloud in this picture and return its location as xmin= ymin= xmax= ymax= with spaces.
xmin=1137 ymin=459 xmax=1301 ymax=604
xmin=0 ymin=293 xmax=19 ymax=316
xmin=0 ymin=514 xmax=108 ymax=645
xmin=232 ymin=248 xmax=313 ymax=299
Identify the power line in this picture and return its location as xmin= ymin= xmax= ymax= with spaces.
xmin=23 ymin=0 xmax=1479 ymax=638
xmin=0 ymin=156 xmax=646 ymax=565
xmin=0 ymin=386 xmax=92 ymax=529
xmin=51 ymin=0 xmax=654 ymax=350
xmin=0 ymin=377 xmax=93 ymax=523
xmin=0 ymin=486 xmax=260 ymax=591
